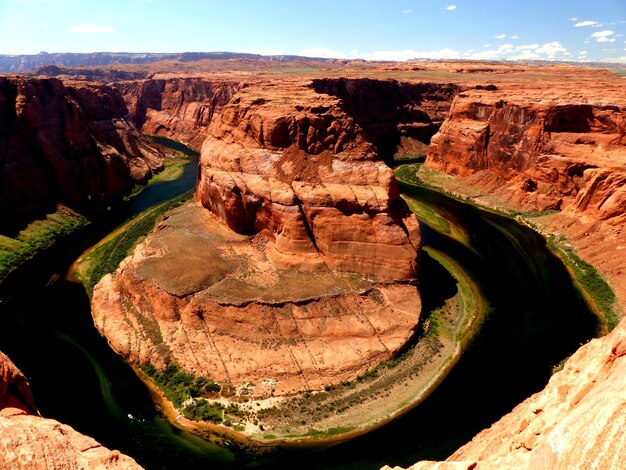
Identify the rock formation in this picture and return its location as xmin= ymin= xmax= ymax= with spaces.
xmin=114 ymin=78 xmax=241 ymax=148
xmin=0 ymin=76 xmax=163 ymax=224
xmin=427 ymin=87 xmax=626 ymax=220
xmin=388 ymin=66 xmax=626 ymax=470
xmin=0 ymin=351 xmax=141 ymax=469
xmin=91 ymin=78 xmax=445 ymax=397
xmin=384 ymin=313 xmax=626 ymax=470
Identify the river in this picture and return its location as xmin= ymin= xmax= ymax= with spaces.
xmin=0 ymin=148 xmax=598 ymax=469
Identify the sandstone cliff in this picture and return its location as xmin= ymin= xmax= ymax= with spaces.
xmin=391 ymin=71 xmax=626 ymax=470
xmin=0 ymin=76 xmax=163 ymax=224
xmin=385 ymin=312 xmax=626 ymax=470
xmin=114 ymin=78 xmax=240 ymax=149
xmin=427 ymin=88 xmax=626 ymax=220
xmin=0 ymin=351 xmax=141 ymax=469
xmin=91 ymin=78 xmax=449 ymax=397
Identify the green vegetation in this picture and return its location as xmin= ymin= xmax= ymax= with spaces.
xmin=81 ymin=191 xmax=193 ymax=294
xmin=140 ymin=362 xmax=225 ymax=422
xmin=547 ymin=237 xmax=618 ymax=332
xmin=0 ymin=207 xmax=89 ymax=281
xmin=304 ymin=426 xmax=354 ymax=438
xmin=141 ymin=363 xmax=221 ymax=407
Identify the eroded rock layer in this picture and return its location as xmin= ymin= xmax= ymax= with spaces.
xmin=386 ymin=313 xmax=626 ymax=470
xmin=0 ymin=76 xmax=163 ymax=223
xmin=0 ymin=352 xmax=140 ymax=469
xmin=427 ymin=88 xmax=626 ymax=221
xmin=114 ymin=78 xmax=240 ymax=148
xmin=93 ymin=79 xmax=437 ymax=396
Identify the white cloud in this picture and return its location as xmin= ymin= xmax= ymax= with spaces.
xmin=68 ymin=24 xmax=115 ymax=33
xmin=535 ymin=41 xmax=567 ymax=59
xmin=352 ymin=48 xmax=461 ymax=61
xmin=592 ymin=30 xmax=616 ymax=43
xmin=402 ymin=9 xmax=411 ymax=14
xmin=517 ymin=44 xmax=539 ymax=50
xmin=591 ymin=30 xmax=614 ymax=38
xmin=446 ymin=5 xmax=457 ymax=10
xmin=579 ymin=50 xmax=587 ymax=55
xmin=483 ymin=43 xmax=491 ymax=48
xmin=240 ymin=48 xmax=287 ymax=56
xmin=575 ymin=20 xmax=600 ymax=27
xmin=605 ymin=56 xmax=626 ymax=63
xmin=510 ymin=35 xmax=518 ymax=39
xmin=298 ymin=47 xmax=347 ymax=59
xmin=510 ymin=50 xmax=541 ymax=60
xmin=568 ymin=17 xmax=579 ymax=22
xmin=467 ymin=41 xmax=567 ymax=61
xmin=494 ymin=33 xmax=506 ymax=39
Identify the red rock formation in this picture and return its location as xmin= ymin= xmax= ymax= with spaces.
xmin=92 ymin=79 xmax=433 ymax=397
xmin=114 ymin=78 xmax=240 ymax=149
xmin=427 ymin=89 xmax=626 ymax=219
xmin=385 ymin=312 xmax=626 ymax=470
xmin=0 ymin=352 xmax=141 ymax=469
xmin=197 ymin=79 xmax=424 ymax=279
xmin=389 ymin=69 xmax=626 ymax=470
xmin=0 ymin=76 xmax=163 ymax=223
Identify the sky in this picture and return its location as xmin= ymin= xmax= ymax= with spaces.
xmin=1 ymin=0 xmax=626 ymax=63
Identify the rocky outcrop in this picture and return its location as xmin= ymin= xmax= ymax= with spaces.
xmin=386 ymin=312 xmax=626 ymax=470
xmin=197 ymin=79 xmax=423 ymax=279
xmin=427 ymin=89 xmax=626 ymax=219
xmin=0 ymin=76 xmax=163 ymax=224
xmin=114 ymin=78 xmax=240 ymax=148
xmin=92 ymin=79 xmax=431 ymax=397
xmin=0 ymin=352 xmax=141 ymax=469
xmin=392 ymin=70 xmax=626 ymax=470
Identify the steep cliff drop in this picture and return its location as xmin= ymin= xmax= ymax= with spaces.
xmin=0 ymin=76 xmax=164 ymax=224
xmin=425 ymin=85 xmax=626 ymax=306
xmin=92 ymin=79 xmax=428 ymax=401
xmin=0 ymin=351 xmax=141 ymax=469
xmin=388 ymin=71 xmax=626 ymax=469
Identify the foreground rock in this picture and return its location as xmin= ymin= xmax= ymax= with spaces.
xmin=385 ymin=312 xmax=626 ymax=470
xmin=0 ymin=352 xmax=141 ymax=469
xmin=0 ymin=76 xmax=163 ymax=224
xmin=91 ymin=79 xmax=449 ymax=397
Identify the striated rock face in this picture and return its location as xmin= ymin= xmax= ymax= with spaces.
xmin=387 ymin=313 xmax=626 ymax=470
xmin=197 ymin=79 xmax=425 ymax=280
xmin=0 ymin=352 xmax=141 ymax=469
xmin=427 ymin=89 xmax=626 ymax=220
xmin=92 ymin=78 xmax=434 ymax=397
xmin=0 ymin=76 xmax=163 ymax=223
xmin=114 ymin=78 xmax=240 ymax=149
xmin=93 ymin=203 xmax=421 ymax=396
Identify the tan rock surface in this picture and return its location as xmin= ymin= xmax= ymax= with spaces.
xmin=92 ymin=77 xmax=452 ymax=397
xmin=385 ymin=313 xmax=626 ymax=470
xmin=93 ymin=203 xmax=421 ymax=397
xmin=0 ymin=352 xmax=141 ymax=469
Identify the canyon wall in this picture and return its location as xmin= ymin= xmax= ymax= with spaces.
xmin=114 ymin=78 xmax=241 ymax=149
xmin=427 ymin=88 xmax=626 ymax=221
xmin=385 ymin=312 xmax=626 ymax=470
xmin=0 ymin=76 xmax=163 ymax=224
xmin=91 ymin=78 xmax=463 ymax=397
xmin=0 ymin=351 xmax=140 ymax=469
xmin=391 ymin=74 xmax=626 ymax=470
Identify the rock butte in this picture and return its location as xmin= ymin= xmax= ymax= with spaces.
xmin=0 ymin=58 xmax=625 ymax=464
xmin=91 ymin=77 xmax=457 ymax=396
xmin=0 ymin=351 xmax=140 ymax=469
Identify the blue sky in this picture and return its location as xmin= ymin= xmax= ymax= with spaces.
xmin=1 ymin=0 xmax=626 ymax=62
